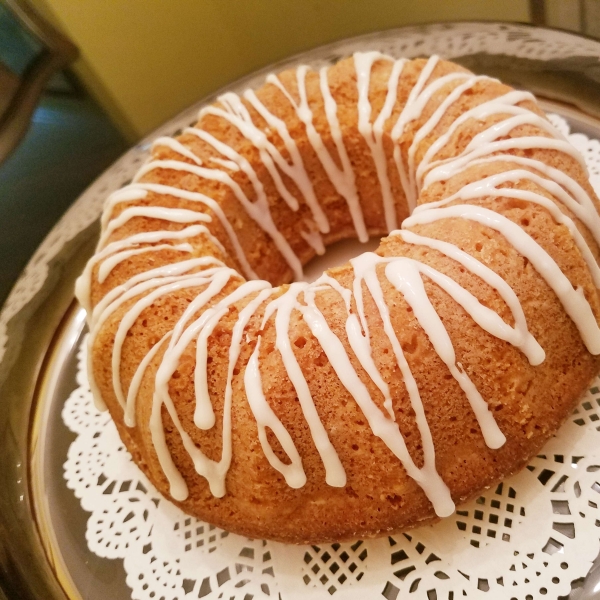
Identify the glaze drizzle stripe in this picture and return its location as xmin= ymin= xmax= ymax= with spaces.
xmin=319 ymin=65 xmax=368 ymax=240
xmin=405 ymin=204 xmax=600 ymax=354
xmin=423 ymin=136 xmax=587 ymax=190
xmin=125 ymin=331 xmax=171 ymax=427
xmin=393 ymin=229 xmax=545 ymax=365
xmin=101 ymin=187 xmax=148 ymax=229
xmin=355 ymin=52 xmax=408 ymax=232
xmin=406 ymin=75 xmax=494 ymax=201
xmin=348 ymin=252 xmax=456 ymax=515
xmin=85 ymin=258 xmax=224 ymax=410
xmin=98 ymin=243 xmax=194 ymax=284
xmin=416 ymin=90 xmax=540 ymax=187
xmin=151 ymin=283 xmax=273 ymax=499
xmin=252 ymin=283 xmax=347 ymax=488
xmin=98 ymin=206 xmax=212 ymax=249
xmin=391 ymin=55 xmax=440 ymax=215
xmin=76 ymin=224 xmax=203 ymax=314
xmin=268 ymin=65 xmax=368 ymax=242
xmin=188 ymin=112 xmax=299 ymax=214
xmin=202 ymin=91 xmax=330 ymax=235
xmin=182 ymin=124 xmax=312 ymax=269
xmin=134 ymin=159 xmax=304 ymax=279
xmin=112 ymin=272 xmax=232 ymax=410
xmin=91 ymin=258 xmax=224 ymax=331
xmin=312 ymin=273 xmax=395 ymax=417
xmin=194 ymin=280 xmax=272 ymax=430
xmin=422 ymin=154 xmax=600 ymax=247
xmin=243 ymin=88 xmax=330 ymax=233
xmin=303 ymin=269 xmax=454 ymax=516
xmin=245 ymin=336 xmax=308 ymax=490
xmin=423 ymin=170 xmax=600 ymax=287
xmin=152 ymin=136 xmax=203 ymax=165
xmin=152 ymin=268 xmax=241 ymax=500
xmin=384 ymin=257 xmax=506 ymax=449
xmin=101 ymin=181 xmax=258 ymax=279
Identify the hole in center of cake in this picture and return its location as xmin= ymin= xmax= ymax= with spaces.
xmin=300 ymin=238 xmax=381 ymax=283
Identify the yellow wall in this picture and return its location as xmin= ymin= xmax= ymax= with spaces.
xmin=30 ymin=0 xmax=530 ymax=141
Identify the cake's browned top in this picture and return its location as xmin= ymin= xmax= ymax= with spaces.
xmin=76 ymin=54 xmax=600 ymax=543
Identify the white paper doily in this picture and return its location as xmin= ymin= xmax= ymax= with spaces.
xmin=63 ymin=340 xmax=600 ymax=600
xmin=61 ymin=116 xmax=600 ymax=599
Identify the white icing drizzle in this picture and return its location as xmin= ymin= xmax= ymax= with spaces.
xmin=134 ymin=159 xmax=304 ymax=279
xmin=90 ymin=258 xmax=224 ymax=333
xmin=393 ymin=229 xmax=545 ymax=365
xmin=152 ymin=136 xmax=203 ymax=165
xmin=300 ymin=278 xmax=457 ymax=512
xmin=194 ymin=280 xmax=271 ymax=429
xmin=150 ymin=268 xmax=240 ymax=500
xmin=244 ymin=89 xmax=330 ymax=233
xmin=422 ymin=153 xmax=600 ymax=247
xmin=391 ymin=56 xmax=440 ymax=214
xmin=202 ymin=92 xmax=330 ymax=235
xmin=249 ymin=283 xmax=347 ymax=487
xmin=423 ymin=136 xmax=587 ymax=192
xmin=355 ymin=52 xmax=408 ymax=232
xmin=184 ymin=121 xmax=301 ymax=220
xmin=348 ymin=252 xmax=456 ymax=515
xmin=101 ymin=187 xmax=149 ymax=230
xmin=98 ymin=205 xmax=212 ymax=249
xmin=125 ymin=331 xmax=171 ymax=427
xmin=209 ymin=157 xmax=240 ymax=171
xmin=422 ymin=169 xmax=600 ymax=287
xmin=404 ymin=204 xmax=600 ymax=354
xmin=384 ymin=258 xmax=506 ymax=449
xmin=83 ymin=257 xmax=224 ymax=410
xmin=149 ymin=385 xmax=188 ymax=500
xmin=82 ymin=55 xmax=600 ymax=521
xmin=98 ymin=243 xmax=194 ymax=283
xmin=311 ymin=273 xmax=395 ymax=419
xmin=113 ymin=271 xmax=233 ymax=410
xmin=465 ymin=113 xmax=562 ymax=153
xmin=406 ymin=75 xmax=493 ymax=200
xmin=88 ymin=260 xmax=224 ymax=406
xmin=244 ymin=335 xmax=307 ymax=489
xmin=215 ymin=286 xmax=275 ymax=488
xmin=76 ymin=225 xmax=202 ymax=314
xmin=112 ymin=181 xmax=257 ymax=280
xmin=319 ymin=66 xmax=368 ymax=240
xmin=416 ymin=90 xmax=540 ymax=188
xmin=147 ymin=279 xmax=271 ymax=500
xmin=184 ymin=125 xmax=299 ymax=213
xmin=300 ymin=227 xmax=325 ymax=255
xmin=268 ymin=66 xmax=368 ymax=242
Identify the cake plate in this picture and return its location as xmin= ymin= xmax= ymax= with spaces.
xmin=3 ymin=21 xmax=600 ymax=600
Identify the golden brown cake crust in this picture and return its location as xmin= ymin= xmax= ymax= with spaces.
xmin=79 ymin=55 xmax=600 ymax=543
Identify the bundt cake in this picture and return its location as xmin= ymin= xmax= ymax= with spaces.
xmin=75 ymin=52 xmax=600 ymax=543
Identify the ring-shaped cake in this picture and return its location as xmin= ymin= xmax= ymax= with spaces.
xmin=76 ymin=54 xmax=600 ymax=543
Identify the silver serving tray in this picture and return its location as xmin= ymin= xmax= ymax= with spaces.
xmin=3 ymin=21 xmax=600 ymax=600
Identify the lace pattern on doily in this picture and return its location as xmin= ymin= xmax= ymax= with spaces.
xmin=62 ymin=112 xmax=600 ymax=600
xmin=64 ymin=336 xmax=600 ymax=600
